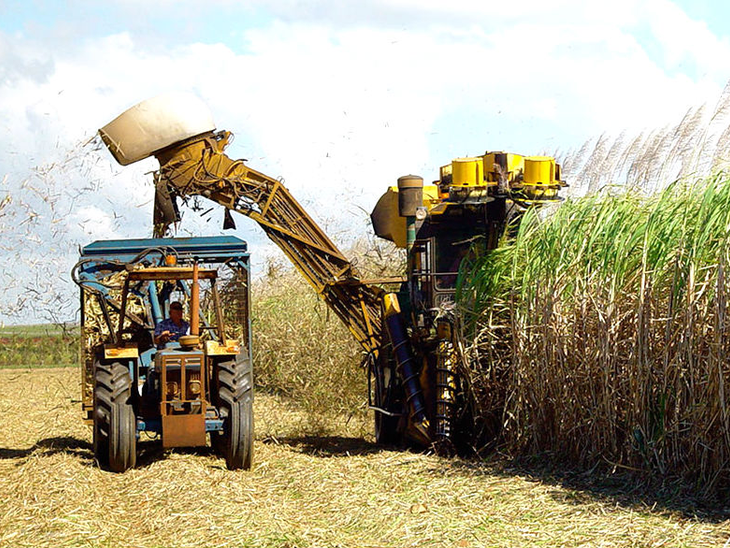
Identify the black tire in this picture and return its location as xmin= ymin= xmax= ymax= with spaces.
xmin=94 ymin=361 xmax=137 ymax=472
xmin=372 ymin=353 xmax=401 ymax=445
xmin=93 ymin=406 xmax=109 ymax=468
xmin=375 ymin=408 xmax=401 ymax=445
xmin=215 ymin=354 xmax=254 ymax=470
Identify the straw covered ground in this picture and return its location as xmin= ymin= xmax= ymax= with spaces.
xmin=0 ymin=367 xmax=728 ymax=548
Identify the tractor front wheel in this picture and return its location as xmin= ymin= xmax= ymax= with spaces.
xmin=94 ymin=361 xmax=137 ymax=472
xmin=215 ymin=355 xmax=254 ymax=470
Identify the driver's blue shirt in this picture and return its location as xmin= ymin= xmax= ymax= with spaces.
xmin=154 ymin=318 xmax=189 ymax=343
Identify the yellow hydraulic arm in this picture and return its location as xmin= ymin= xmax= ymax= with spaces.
xmin=151 ymin=131 xmax=383 ymax=355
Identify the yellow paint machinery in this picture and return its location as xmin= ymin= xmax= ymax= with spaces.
xmin=98 ymin=93 xmax=565 ymax=450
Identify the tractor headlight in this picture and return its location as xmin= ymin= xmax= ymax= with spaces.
xmin=188 ymin=379 xmax=201 ymax=396
xmin=166 ymin=381 xmax=180 ymax=399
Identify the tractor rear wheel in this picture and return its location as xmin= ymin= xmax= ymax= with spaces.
xmin=215 ymin=355 xmax=254 ymax=470
xmin=94 ymin=361 xmax=137 ymax=472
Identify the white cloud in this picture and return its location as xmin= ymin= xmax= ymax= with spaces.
xmin=645 ymin=0 xmax=730 ymax=75
xmin=71 ymin=205 xmax=120 ymax=239
xmin=0 ymin=1 xmax=729 ymax=322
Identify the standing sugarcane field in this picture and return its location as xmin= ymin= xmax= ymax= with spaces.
xmin=6 ymin=3 xmax=730 ymax=547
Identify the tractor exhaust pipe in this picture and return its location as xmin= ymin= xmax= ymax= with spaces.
xmin=191 ymin=260 xmax=200 ymax=337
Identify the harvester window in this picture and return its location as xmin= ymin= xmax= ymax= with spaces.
xmin=433 ymin=234 xmax=473 ymax=290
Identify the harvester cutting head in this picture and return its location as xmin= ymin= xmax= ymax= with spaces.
xmin=447 ymin=152 xmax=564 ymax=203
xmin=372 ymin=151 xmax=566 ymax=249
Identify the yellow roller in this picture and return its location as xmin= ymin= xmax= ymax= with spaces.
xmin=522 ymin=156 xmax=561 ymax=202
xmin=524 ymin=156 xmax=556 ymax=184
xmin=451 ymin=157 xmax=484 ymax=187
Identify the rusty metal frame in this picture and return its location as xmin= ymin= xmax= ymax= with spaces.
xmin=159 ymin=353 xmax=207 ymax=447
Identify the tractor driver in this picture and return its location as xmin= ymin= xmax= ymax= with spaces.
xmin=154 ymin=301 xmax=189 ymax=346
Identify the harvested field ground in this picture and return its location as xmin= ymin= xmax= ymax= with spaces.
xmin=0 ymin=368 xmax=729 ymax=548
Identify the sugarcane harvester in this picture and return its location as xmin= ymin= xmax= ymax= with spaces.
xmin=98 ymin=93 xmax=566 ymax=450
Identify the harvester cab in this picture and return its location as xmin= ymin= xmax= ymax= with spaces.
xmin=73 ymin=236 xmax=253 ymax=472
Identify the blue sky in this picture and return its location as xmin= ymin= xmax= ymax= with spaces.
xmin=2 ymin=2 xmax=729 ymax=158
xmin=674 ymin=0 xmax=730 ymax=37
xmin=1 ymin=0 xmax=730 ymax=322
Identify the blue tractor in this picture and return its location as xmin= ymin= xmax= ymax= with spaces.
xmin=73 ymin=236 xmax=253 ymax=472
